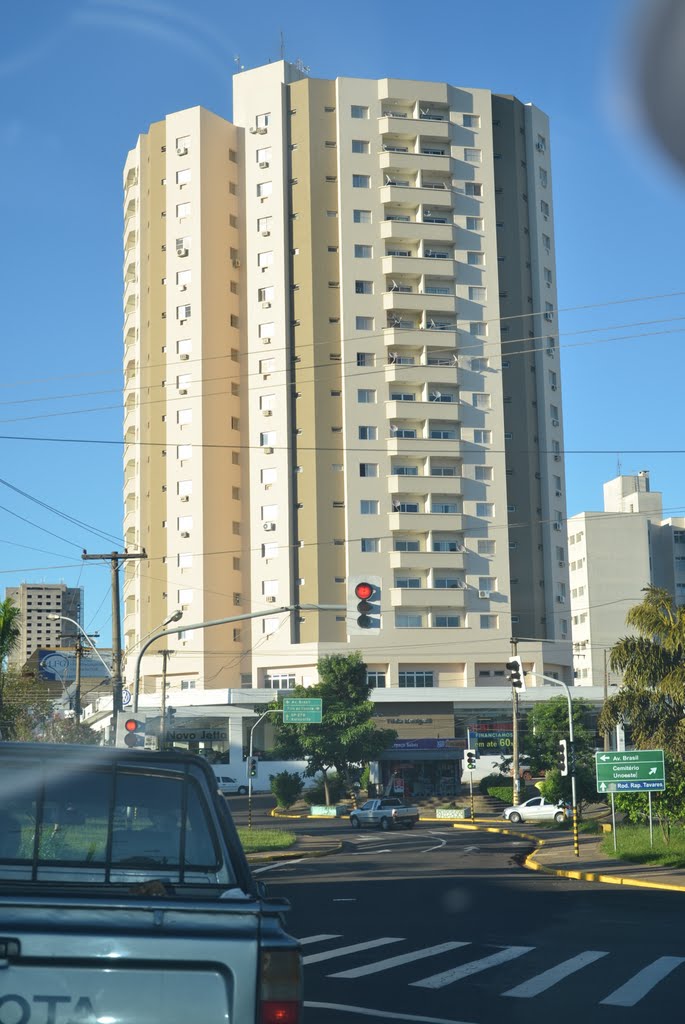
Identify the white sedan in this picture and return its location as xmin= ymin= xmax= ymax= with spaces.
xmin=502 ymin=796 xmax=569 ymax=824
xmin=214 ymin=773 xmax=248 ymax=796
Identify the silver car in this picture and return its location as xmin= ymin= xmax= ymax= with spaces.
xmin=502 ymin=796 xmax=569 ymax=824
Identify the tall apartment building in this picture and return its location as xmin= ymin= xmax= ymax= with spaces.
xmin=569 ymin=470 xmax=685 ymax=686
xmin=5 ymin=584 xmax=83 ymax=670
xmin=123 ymin=62 xmax=572 ymax=699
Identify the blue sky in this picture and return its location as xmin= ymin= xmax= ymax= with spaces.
xmin=3 ymin=0 xmax=685 ymax=644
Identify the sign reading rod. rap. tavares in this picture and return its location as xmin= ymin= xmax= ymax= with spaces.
xmin=282 ymin=698 xmax=323 ymax=724
xmin=595 ymin=749 xmax=665 ymax=793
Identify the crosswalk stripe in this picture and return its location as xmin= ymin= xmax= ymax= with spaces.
xmin=600 ymin=956 xmax=685 ymax=1006
xmin=304 ymin=937 xmax=404 ymax=965
xmin=299 ymin=934 xmax=341 ymax=946
xmin=329 ymin=941 xmax=468 ymax=979
xmin=503 ymin=950 xmax=609 ymax=997
xmin=412 ymin=945 xmax=534 ymax=989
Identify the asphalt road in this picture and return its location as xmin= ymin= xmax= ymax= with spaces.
xmin=230 ymin=801 xmax=685 ymax=1024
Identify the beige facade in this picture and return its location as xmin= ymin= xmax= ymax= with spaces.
xmin=6 ymin=584 xmax=83 ymax=670
xmin=124 ymin=63 xmax=573 ymax=705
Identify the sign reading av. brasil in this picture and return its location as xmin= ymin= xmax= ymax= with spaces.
xmin=595 ymin=750 xmax=665 ymax=793
xmin=282 ymin=698 xmax=323 ymax=724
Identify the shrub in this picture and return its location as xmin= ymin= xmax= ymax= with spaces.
xmin=269 ymin=771 xmax=305 ymax=809
xmin=304 ymin=772 xmax=347 ymax=806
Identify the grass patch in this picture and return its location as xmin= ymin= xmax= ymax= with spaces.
xmin=237 ymin=828 xmax=297 ymax=854
xmin=601 ymin=825 xmax=685 ymax=868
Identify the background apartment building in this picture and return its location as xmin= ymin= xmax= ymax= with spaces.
xmin=5 ymin=584 xmax=83 ymax=670
xmin=569 ymin=470 xmax=685 ymax=686
xmin=124 ymin=62 xmax=572 ymax=700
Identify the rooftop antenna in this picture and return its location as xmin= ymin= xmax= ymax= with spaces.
xmin=233 ymin=55 xmax=244 ymax=72
xmin=617 ymin=453 xmax=622 ymax=476
xmin=280 ymin=30 xmax=285 ymax=60
xmin=294 ymin=57 xmax=310 ymax=74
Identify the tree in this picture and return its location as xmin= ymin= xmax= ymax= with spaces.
xmin=271 ymin=652 xmax=397 ymax=805
xmin=0 ymin=597 xmax=21 ymax=725
xmin=599 ymin=586 xmax=685 ymax=757
xmin=613 ymin=752 xmax=685 ymax=845
xmin=0 ymin=669 xmax=100 ymax=745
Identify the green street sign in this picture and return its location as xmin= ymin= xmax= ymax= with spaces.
xmin=283 ymin=698 xmax=323 ymax=724
xmin=595 ymin=749 xmax=665 ymax=794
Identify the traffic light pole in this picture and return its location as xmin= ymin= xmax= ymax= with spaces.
xmin=510 ymin=638 xmax=521 ymax=806
xmin=247 ymin=709 xmax=283 ymax=830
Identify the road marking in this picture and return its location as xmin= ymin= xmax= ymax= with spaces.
xmin=503 ymin=950 xmax=609 ymax=997
xmin=600 ymin=956 xmax=685 ymax=1006
xmin=252 ymin=859 xmax=305 ymax=874
xmin=304 ymin=937 xmax=404 ymax=965
xmin=333 ymin=898 xmax=358 ymax=902
xmin=305 ymin=1001 xmax=477 ymax=1023
xmin=412 ymin=945 xmax=534 ymax=988
xmin=299 ymin=934 xmax=341 ymax=946
xmin=421 ymin=838 xmax=447 ymax=852
xmin=329 ymin=941 xmax=468 ymax=979
xmin=352 ymin=847 xmax=391 ymax=855
xmin=462 ymin=846 xmax=480 ymax=854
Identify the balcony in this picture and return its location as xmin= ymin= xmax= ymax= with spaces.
xmin=389 ymin=511 xmax=464 ymax=532
xmin=384 ymin=362 xmax=458 ymax=386
xmin=386 ymin=399 xmax=460 ymax=422
xmin=383 ymin=292 xmax=457 ymax=316
xmin=380 ymin=184 xmax=452 ymax=209
xmin=381 ymin=219 xmax=454 ymax=244
xmin=390 ymin=549 xmax=465 ymax=570
xmin=381 ymin=254 xmax=455 ymax=279
xmin=379 ymin=115 xmax=451 ymax=138
xmin=390 ymin=586 xmax=466 ymax=608
xmin=380 ymin=151 xmax=451 ymax=175
xmin=388 ymin=473 xmax=462 ymax=496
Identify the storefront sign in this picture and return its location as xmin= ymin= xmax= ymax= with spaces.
xmin=170 ymin=728 xmax=228 ymax=742
xmin=391 ymin=738 xmax=461 ymax=751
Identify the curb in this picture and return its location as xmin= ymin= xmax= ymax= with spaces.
xmin=246 ymin=840 xmax=344 ymax=864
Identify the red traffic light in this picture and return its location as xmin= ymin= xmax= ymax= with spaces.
xmin=124 ymin=718 xmax=139 ymax=732
xmin=354 ymin=582 xmax=373 ymax=601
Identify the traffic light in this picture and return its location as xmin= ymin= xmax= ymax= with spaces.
xmin=122 ymin=716 xmax=146 ymax=748
xmin=465 ymin=748 xmax=477 ymax=771
xmin=348 ymin=575 xmax=381 ymax=635
xmin=505 ymin=656 xmax=526 ymax=690
xmin=248 ymin=756 xmax=258 ymax=778
xmin=166 ymin=707 xmax=176 ymax=734
xmin=557 ymin=738 xmax=569 ymax=776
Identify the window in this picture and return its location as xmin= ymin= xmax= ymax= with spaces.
xmin=178 ymin=479 xmax=192 ymax=497
xmin=176 ymin=202 xmax=190 ymax=218
xmin=259 ymin=322 xmax=275 ymax=339
xmin=399 ymin=670 xmax=433 ymax=686
xmin=353 ymin=209 xmax=372 ymax=223
xmin=539 ymin=168 xmax=548 ymax=188
xmin=258 ymin=251 xmax=273 ymax=268
xmin=477 ymin=539 xmax=495 ymax=554
xmin=355 ymin=280 xmax=373 ymax=294
xmin=176 ymin=135 xmax=190 ymax=151
xmin=434 ymin=615 xmax=460 ymax=628
xmin=470 ymin=322 xmax=486 ymax=337
xmin=396 ymin=577 xmax=421 ymax=589
xmin=391 ymin=392 xmax=415 ymax=402
xmin=357 ymin=388 xmax=376 ymax=403
xmin=177 ymin=444 xmax=192 ymax=460
xmin=178 ymin=552 xmax=193 ymax=569
xmin=357 ymin=352 xmax=374 ymax=367
xmin=394 ymin=539 xmax=420 ymax=552
xmin=467 ymin=251 xmax=485 ymax=266
xmin=469 ymin=286 xmax=486 ymax=301
xmin=471 ymin=357 xmax=488 ymax=371
xmin=367 ymin=671 xmax=386 ymax=688
xmin=176 ymin=304 xmax=191 ymax=320
xmin=261 ymin=467 xmax=277 ymax=484
xmin=259 ymin=431 xmax=276 ymax=447
xmin=176 ymin=270 xmax=191 ymax=286
xmin=464 ymin=148 xmax=481 ymax=163
xmin=262 ymin=542 xmax=278 ymax=559
xmin=476 ymin=502 xmax=494 ymax=517
xmin=257 ymin=181 xmax=273 ymax=198
xmin=360 ymin=500 xmax=379 ymax=515
xmin=177 ymin=409 xmax=192 ymax=425
xmin=261 ymin=504 xmax=278 ymax=521
xmin=464 ymin=182 xmax=482 ymax=197
xmin=540 ymin=199 xmax=550 ymax=217
xmin=473 ymin=393 xmax=490 ymax=409
xmin=256 ymin=147 xmax=272 ymax=163
xmin=361 ymin=538 xmax=379 ymax=552
xmin=463 ymin=114 xmax=480 ymax=128
xmin=178 ymin=516 xmax=193 ymax=533
xmin=360 ymin=463 xmax=378 ymax=477
xmin=434 ymin=577 xmax=461 ymax=589
xmin=466 ymin=217 xmax=483 ymax=231
xmin=258 ymin=286 xmax=274 ymax=303
xmin=356 ymin=316 xmax=374 ymax=331
xmin=544 ymin=268 xmax=553 ymax=285
xmin=263 ymin=617 xmax=281 ymax=636
xmin=479 ymin=576 xmax=495 ymax=593
xmin=353 ymin=174 xmax=370 ymax=188
xmin=351 ymin=105 xmax=368 ymax=119
xmin=393 ymin=464 xmax=419 ymax=476
xmin=176 ymin=168 xmax=191 ymax=185
xmin=475 ymin=466 xmax=493 ymax=481
xmin=354 ymin=244 xmax=373 ymax=258
xmin=394 ymin=501 xmax=419 ymax=513
xmin=474 ymin=429 xmax=491 ymax=444
xmin=396 ymin=614 xmax=423 ymax=629
xmin=432 ymin=501 xmax=458 ymax=514
xmin=352 ymin=139 xmax=370 ymax=153
xmin=359 ymin=426 xmax=377 ymax=440
xmin=259 ymin=357 xmax=275 ymax=374
xmin=256 ymin=112 xmax=270 ymax=128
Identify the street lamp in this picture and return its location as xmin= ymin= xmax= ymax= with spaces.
xmin=47 ymin=614 xmax=112 ymax=725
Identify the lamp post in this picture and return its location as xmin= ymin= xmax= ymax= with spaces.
xmin=47 ymin=614 xmax=111 ymax=727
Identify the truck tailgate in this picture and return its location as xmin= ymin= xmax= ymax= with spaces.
xmin=0 ymin=900 xmax=262 ymax=1024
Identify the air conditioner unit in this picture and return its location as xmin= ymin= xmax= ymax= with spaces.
xmin=249 ymin=127 xmax=258 ymax=134
xmin=265 ymin=595 xmax=276 ymax=603
xmin=176 ymin=247 xmax=188 ymax=257
xmin=558 ymin=560 xmax=565 ymax=567
xmin=263 ymin=522 xmax=276 ymax=531
xmin=478 ymin=590 xmax=490 ymax=599
xmin=556 ymin=595 xmax=565 ymax=603
xmin=178 ymin=388 xmax=188 ymax=395
xmin=261 ymin=301 xmax=271 ymax=309
xmin=553 ymin=522 xmax=563 ymax=531
xmin=176 ymin=146 xmax=188 ymax=156
xmin=180 ymin=353 xmax=190 ymax=360
xmin=180 ymin=495 xmax=189 ymax=502
xmin=551 ymin=384 xmax=557 ymax=391
xmin=264 ymin=483 xmax=272 ymax=490
xmin=180 ymin=531 xmax=190 ymax=538
xmin=555 ymin=489 xmax=562 ymax=497
xmin=261 ymin=230 xmax=271 ymax=237
xmin=259 ymin=161 xmax=269 ymax=169
xmin=263 ymin=446 xmax=274 ymax=454
xmin=553 ymin=455 xmax=561 ymax=462
xmin=261 ymin=337 xmax=271 ymax=345
xmin=232 ymin=259 xmax=241 ymax=268
xmin=262 ymin=409 xmax=272 ymax=416
xmin=257 ymin=127 xmax=268 ymax=134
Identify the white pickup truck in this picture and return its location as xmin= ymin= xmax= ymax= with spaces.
xmin=0 ymin=742 xmax=302 ymax=1024
xmin=349 ymin=798 xmax=420 ymax=831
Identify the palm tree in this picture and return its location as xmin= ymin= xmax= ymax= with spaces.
xmin=0 ymin=597 xmax=21 ymax=723
xmin=599 ymin=586 xmax=685 ymax=756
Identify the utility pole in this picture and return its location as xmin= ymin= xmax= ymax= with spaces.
xmin=159 ymin=650 xmax=171 ymax=750
xmin=74 ymin=636 xmax=82 ymax=724
xmin=511 ymin=637 xmax=520 ymax=806
xmin=81 ymin=550 xmax=146 ymax=724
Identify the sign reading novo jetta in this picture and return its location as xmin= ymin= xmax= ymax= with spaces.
xmin=282 ymin=698 xmax=323 ymax=724
xmin=595 ymin=750 xmax=665 ymax=793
